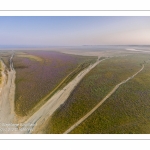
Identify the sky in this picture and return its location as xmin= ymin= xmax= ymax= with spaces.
xmin=0 ymin=16 xmax=150 ymax=46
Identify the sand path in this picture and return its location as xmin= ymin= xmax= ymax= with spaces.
xmin=0 ymin=54 xmax=17 ymax=134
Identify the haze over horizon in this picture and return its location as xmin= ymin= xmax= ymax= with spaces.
xmin=0 ymin=16 xmax=150 ymax=47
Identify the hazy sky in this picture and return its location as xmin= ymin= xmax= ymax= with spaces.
xmin=0 ymin=16 xmax=150 ymax=46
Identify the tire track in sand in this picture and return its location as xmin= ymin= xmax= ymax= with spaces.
xmin=21 ymin=58 xmax=109 ymax=133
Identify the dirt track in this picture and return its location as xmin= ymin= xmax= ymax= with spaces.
xmin=0 ymin=56 xmax=17 ymax=133
xmin=63 ymin=64 xmax=145 ymax=134
xmin=21 ymin=58 xmax=107 ymax=133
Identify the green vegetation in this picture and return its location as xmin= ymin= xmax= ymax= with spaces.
xmin=46 ymin=54 xmax=150 ymax=134
xmin=71 ymin=57 xmax=150 ymax=134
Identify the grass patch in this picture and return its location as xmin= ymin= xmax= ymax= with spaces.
xmin=17 ymin=54 xmax=43 ymax=62
xmin=46 ymin=54 xmax=150 ymax=134
xmin=70 ymin=55 xmax=150 ymax=134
